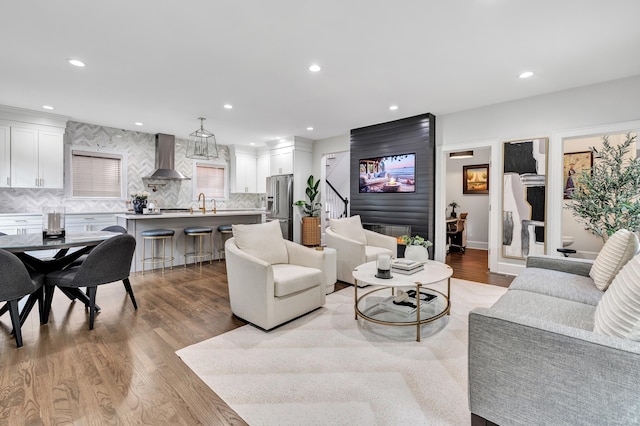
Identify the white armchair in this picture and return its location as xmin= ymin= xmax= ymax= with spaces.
xmin=225 ymin=220 xmax=326 ymax=330
xmin=325 ymin=215 xmax=397 ymax=286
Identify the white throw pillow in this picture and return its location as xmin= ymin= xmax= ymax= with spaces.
xmin=232 ymin=220 xmax=289 ymax=265
xmin=594 ymin=254 xmax=640 ymax=340
xmin=589 ymin=229 xmax=639 ymax=291
xmin=329 ymin=215 xmax=366 ymax=245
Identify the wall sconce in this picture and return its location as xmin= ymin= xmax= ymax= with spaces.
xmin=449 ymin=150 xmax=474 ymax=159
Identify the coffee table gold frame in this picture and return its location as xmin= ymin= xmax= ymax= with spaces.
xmin=352 ymin=260 xmax=453 ymax=342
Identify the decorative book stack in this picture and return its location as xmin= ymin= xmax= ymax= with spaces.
xmin=391 ymin=258 xmax=424 ymax=275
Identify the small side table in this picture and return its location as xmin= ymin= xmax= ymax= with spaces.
xmin=318 ymin=247 xmax=337 ymax=294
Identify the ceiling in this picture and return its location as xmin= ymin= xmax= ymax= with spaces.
xmin=2 ymin=1 xmax=640 ymax=146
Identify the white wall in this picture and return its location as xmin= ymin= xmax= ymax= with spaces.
xmin=312 ymin=134 xmax=350 ymax=179
xmin=311 ymin=74 xmax=640 ymax=273
xmin=314 ymin=134 xmax=350 ymax=243
xmin=437 ymin=74 xmax=640 ymax=274
xmin=446 ymin=148 xmax=490 ymax=249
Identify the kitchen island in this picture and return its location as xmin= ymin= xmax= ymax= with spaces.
xmin=116 ymin=210 xmax=265 ymax=272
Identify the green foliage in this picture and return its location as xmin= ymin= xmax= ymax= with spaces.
xmin=566 ymin=133 xmax=640 ymax=240
xmin=400 ymin=234 xmax=433 ymax=248
xmin=449 ymin=201 xmax=459 ymax=208
xmin=294 ymin=175 xmax=322 ymax=217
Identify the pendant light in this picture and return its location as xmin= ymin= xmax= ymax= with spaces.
xmin=186 ymin=117 xmax=218 ymax=159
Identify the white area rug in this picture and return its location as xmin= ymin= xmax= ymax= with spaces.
xmin=176 ymin=279 xmax=507 ymax=426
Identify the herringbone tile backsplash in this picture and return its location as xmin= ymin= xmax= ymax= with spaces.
xmin=0 ymin=121 xmax=264 ymax=213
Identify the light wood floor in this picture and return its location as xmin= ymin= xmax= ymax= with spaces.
xmin=0 ymin=250 xmax=512 ymax=425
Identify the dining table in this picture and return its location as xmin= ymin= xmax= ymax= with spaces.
xmin=0 ymin=230 xmax=120 ymax=325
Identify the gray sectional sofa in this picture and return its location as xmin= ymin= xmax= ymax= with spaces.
xmin=468 ymin=255 xmax=640 ymax=425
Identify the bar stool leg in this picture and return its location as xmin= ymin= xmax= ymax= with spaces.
xmin=170 ymin=236 xmax=173 ymax=271
xmin=209 ymin=232 xmax=213 ymax=264
xmin=184 ymin=235 xmax=189 ymax=268
xmin=161 ymin=238 xmax=165 ymax=274
xmin=142 ymin=238 xmax=146 ymax=275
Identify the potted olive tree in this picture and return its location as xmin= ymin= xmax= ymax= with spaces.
xmin=294 ymin=175 xmax=322 ymax=246
xmin=566 ymin=133 xmax=640 ymax=240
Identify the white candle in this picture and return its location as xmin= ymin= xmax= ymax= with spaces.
xmin=377 ymin=254 xmax=391 ymax=271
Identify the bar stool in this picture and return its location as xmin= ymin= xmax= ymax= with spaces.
xmin=140 ymin=229 xmax=175 ymax=274
xmin=217 ymin=225 xmax=233 ymax=261
xmin=184 ymin=226 xmax=213 ymax=268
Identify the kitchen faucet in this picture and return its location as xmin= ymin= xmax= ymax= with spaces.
xmin=198 ymin=192 xmax=206 ymax=214
xmin=212 ymin=198 xmax=217 ymax=214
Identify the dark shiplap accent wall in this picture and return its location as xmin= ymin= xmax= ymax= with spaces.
xmin=350 ymin=113 xmax=436 ymax=252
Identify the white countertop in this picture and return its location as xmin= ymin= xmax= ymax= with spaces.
xmin=115 ymin=210 xmax=265 ymax=220
xmin=1 ymin=209 xmax=265 ymax=218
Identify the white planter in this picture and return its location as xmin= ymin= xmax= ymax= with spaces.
xmin=404 ymin=245 xmax=429 ymax=262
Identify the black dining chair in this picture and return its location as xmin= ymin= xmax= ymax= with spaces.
xmin=0 ymin=248 xmax=45 ymax=347
xmin=44 ymin=233 xmax=137 ymax=330
xmin=101 ymin=225 xmax=127 ymax=234
xmin=66 ymin=225 xmax=128 ymax=267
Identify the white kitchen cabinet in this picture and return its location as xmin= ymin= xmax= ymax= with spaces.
xmin=0 ymin=214 xmax=43 ymax=235
xmin=231 ymin=153 xmax=257 ymax=193
xmin=256 ymin=151 xmax=269 ymax=192
xmin=0 ymin=215 xmax=55 ymax=259
xmin=38 ymin=131 xmax=64 ymax=188
xmin=10 ymin=127 xmax=63 ymax=189
xmin=0 ymin=126 xmax=9 ymax=188
xmin=65 ymin=213 xmax=117 ymax=232
xmin=10 ymin=127 xmax=38 ymax=188
xmin=270 ymin=147 xmax=294 ymax=175
xmin=0 ymin=213 xmax=118 ymax=235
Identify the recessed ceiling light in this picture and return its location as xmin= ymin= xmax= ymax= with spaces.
xmin=224 ymin=104 xmax=233 ymax=109
xmin=67 ymin=58 xmax=86 ymax=67
xmin=307 ymin=127 xmax=314 ymax=131
xmin=389 ymin=105 xmax=399 ymax=111
xmin=308 ymin=64 xmax=321 ymax=73
xmin=279 ymin=138 xmax=287 ymax=143
xmin=134 ymin=122 xmax=143 ymax=126
xmin=250 ymin=142 xmax=255 ymax=146
xmin=42 ymin=105 xmax=54 ymax=110
xmin=519 ymin=71 xmax=534 ymax=79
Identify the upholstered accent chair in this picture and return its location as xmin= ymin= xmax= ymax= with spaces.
xmin=225 ymin=220 xmax=326 ymax=330
xmin=325 ymin=215 xmax=397 ymax=286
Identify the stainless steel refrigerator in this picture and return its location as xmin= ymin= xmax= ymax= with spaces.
xmin=266 ymin=174 xmax=294 ymax=241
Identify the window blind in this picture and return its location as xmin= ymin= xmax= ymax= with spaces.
xmin=196 ymin=163 xmax=225 ymax=198
xmin=72 ymin=151 xmax=122 ymax=198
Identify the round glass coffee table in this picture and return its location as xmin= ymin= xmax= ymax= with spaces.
xmin=352 ymin=260 xmax=453 ymax=341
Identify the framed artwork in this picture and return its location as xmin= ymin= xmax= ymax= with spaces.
xmin=502 ymin=137 xmax=548 ymax=259
xmin=563 ymin=151 xmax=593 ymax=199
xmin=463 ymin=164 xmax=489 ymax=194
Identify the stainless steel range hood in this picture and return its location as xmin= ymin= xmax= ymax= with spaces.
xmin=144 ymin=133 xmax=190 ymax=180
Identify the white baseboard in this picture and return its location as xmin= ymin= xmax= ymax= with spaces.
xmin=496 ymin=261 xmax=523 ymax=276
xmin=467 ymin=240 xmax=488 ymax=250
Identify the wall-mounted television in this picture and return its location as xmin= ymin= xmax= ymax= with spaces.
xmin=359 ymin=153 xmax=416 ymax=193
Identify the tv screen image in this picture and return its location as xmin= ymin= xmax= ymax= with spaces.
xmin=359 ymin=153 xmax=416 ymax=193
